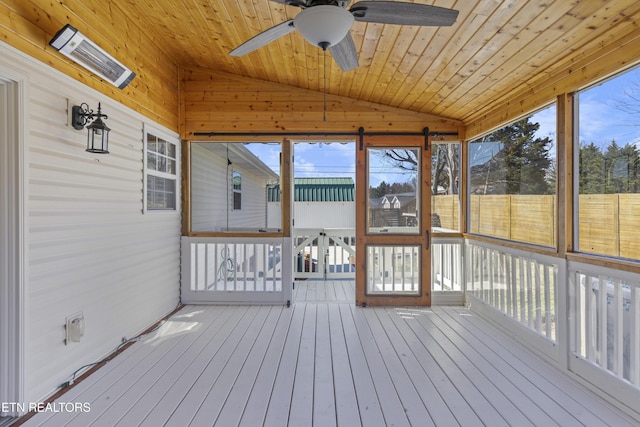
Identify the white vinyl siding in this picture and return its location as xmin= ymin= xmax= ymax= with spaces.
xmin=0 ymin=42 xmax=181 ymax=404
xmin=190 ymin=144 xmax=270 ymax=232
xmin=269 ymin=201 xmax=355 ymax=229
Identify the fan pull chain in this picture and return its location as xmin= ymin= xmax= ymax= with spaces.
xmin=323 ymin=47 xmax=327 ymax=122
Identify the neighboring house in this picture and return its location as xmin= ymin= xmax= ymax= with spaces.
xmin=268 ymin=177 xmax=355 ymax=229
xmin=191 ymin=143 xmax=279 ymax=232
xmin=369 ymin=192 xmax=417 ymax=227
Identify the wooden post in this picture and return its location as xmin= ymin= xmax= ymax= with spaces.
xmin=557 ymin=93 xmax=574 ymax=256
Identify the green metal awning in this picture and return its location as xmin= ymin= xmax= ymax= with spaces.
xmin=268 ymin=177 xmax=355 ymax=202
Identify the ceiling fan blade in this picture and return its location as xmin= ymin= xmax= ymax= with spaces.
xmin=268 ymin=0 xmax=309 ymax=6
xmin=350 ymin=1 xmax=458 ymax=26
xmin=229 ymin=20 xmax=295 ymax=56
xmin=329 ymin=33 xmax=359 ymax=72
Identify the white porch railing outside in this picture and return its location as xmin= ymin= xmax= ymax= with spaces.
xmin=293 ymin=228 xmax=356 ymax=280
xmin=181 ymin=236 xmax=292 ymax=305
xmin=293 ymin=228 xmax=464 ymax=301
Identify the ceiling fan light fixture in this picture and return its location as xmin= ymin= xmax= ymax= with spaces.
xmin=294 ymin=5 xmax=354 ymax=48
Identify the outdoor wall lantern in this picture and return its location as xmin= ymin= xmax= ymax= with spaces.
xmin=72 ymin=103 xmax=110 ymax=154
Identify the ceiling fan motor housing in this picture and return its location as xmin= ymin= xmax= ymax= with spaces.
xmin=294 ymin=5 xmax=355 ymax=48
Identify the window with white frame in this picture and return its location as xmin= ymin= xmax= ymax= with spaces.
xmin=232 ymin=170 xmax=242 ymax=210
xmin=144 ymin=125 xmax=179 ymax=212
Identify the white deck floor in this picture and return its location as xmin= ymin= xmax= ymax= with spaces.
xmin=19 ymin=281 xmax=638 ymax=426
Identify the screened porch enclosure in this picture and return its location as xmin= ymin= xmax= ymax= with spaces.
xmin=179 ymin=120 xmax=640 ymax=420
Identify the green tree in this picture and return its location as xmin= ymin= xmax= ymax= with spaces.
xmin=369 ymin=180 xmax=414 ymax=198
xmin=620 ymin=143 xmax=640 ymax=192
xmin=471 ymin=117 xmax=553 ymax=194
xmin=579 ymin=140 xmax=640 ymax=194
xmin=579 ymin=142 xmax=605 ymax=194
xmin=601 ymin=140 xmax=640 ymax=193
xmin=604 ymin=140 xmax=624 ymax=193
xmin=369 ymin=180 xmax=390 ymax=199
xmin=546 ymin=158 xmax=557 ymax=194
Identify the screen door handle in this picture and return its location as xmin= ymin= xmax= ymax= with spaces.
xmin=426 ymin=229 xmax=430 ymax=250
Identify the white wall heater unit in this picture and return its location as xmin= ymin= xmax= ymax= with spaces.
xmin=49 ymin=24 xmax=136 ymax=89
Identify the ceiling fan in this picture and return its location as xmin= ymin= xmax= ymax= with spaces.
xmin=229 ymin=1 xmax=459 ymax=72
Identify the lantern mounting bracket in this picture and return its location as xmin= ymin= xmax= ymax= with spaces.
xmin=72 ymin=102 xmax=107 ymax=130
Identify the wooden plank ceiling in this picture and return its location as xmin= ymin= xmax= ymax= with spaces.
xmin=128 ymin=0 xmax=640 ymax=123
xmin=12 ymin=0 xmax=640 ymax=127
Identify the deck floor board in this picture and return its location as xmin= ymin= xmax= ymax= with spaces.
xmin=19 ymin=281 xmax=639 ymax=427
xmin=436 ymin=306 xmax=636 ymax=427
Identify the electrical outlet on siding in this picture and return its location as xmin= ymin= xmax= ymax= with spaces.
xmin=64 ymin=312 xmax=85 ymax=345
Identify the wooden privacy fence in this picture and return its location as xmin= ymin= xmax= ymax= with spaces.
xmin=435 ymin=194 xmax=640 ymax=257
xmin=578 ymin=194 xmax=640 ymax=258
xmin=468 ymin=195 xmax=556 ymax=247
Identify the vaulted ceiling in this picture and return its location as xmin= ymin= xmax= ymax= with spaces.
xmin=126 ymin=0 xmax=640 ymax=124
xmin=7 ymin=1 xmax=640 ymax=131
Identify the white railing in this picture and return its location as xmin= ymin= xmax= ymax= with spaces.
xmin=293 ymin=228 xmax=463 ymax=299
xmin=568 ymin=262 xmax=640 ymax=394
xmin=466 ymin=240 xmax=559 ymax=343
xmin=432 ymin=238 xmax=463 ymax=292
xmin=181 ymin=236 xmax=292 ymax=305
xmin=293 ymin=228 xmax=355 ymax=279
xmin=366 ymin=245 xmax=421 ymax=295
xmin=465 ymin=240 xmax=640 ymax=416
xmin=432 ymin=238 xmax=464 ymax=305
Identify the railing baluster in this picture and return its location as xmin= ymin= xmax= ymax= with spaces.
xmin=518 ymin=257 xmax=525 ymax=323
xmin=526 ymin=259 xmax=533 ymax=329
xmin=631 ymin=286 xmax=640 ymax=386
xmin=191 ymin=243 xmax=197 ymax=290
xmin=613 ymin=279 xmax=623 ymax=377
xmin=443 ymin=243 xmax=448 ymax=290
xmin=534 ymin=260 xmax=542 ymax=334
xmin=505 ymin=253 xmax=512 ymax=317
xmin=585 ymin=275 xmax=595 ymax=361
xmin=390 ymin=246 xmax=395 ymax=292
xmin=576 ymin=273 xmax=585 ymax=356
xmin=200 ymin=243 xmax=207 ymax=290
xmin=544 ymin=265 xmax=551 ymax=338
xmin=488 ymin=248 xmax=495 ymax=307
xmin=481 ymin=247 xmax=487 ymax=302
xmin=496 ymin=251 xmax=503 ymax=312
xmin=598 ymin=275 xmax=608 ymax=369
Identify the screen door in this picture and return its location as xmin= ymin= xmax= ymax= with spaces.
xmin=355 ymin=135 xmax=431 ymax=306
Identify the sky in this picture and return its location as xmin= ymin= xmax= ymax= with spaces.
xmin=534 ymin=65 xmax=640 ymax=149
xmin=246 ymin=141 xmax=412 ymax=188
xmin=245 ymin=65 xmax=640 ymax=184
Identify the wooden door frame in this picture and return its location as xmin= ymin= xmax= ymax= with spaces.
xmin=355 ymin=135 xmax=432 ymax=307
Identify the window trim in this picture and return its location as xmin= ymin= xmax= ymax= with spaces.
xmin=143 ymin=123 xmax=180 ymax=214
xmin=465 ymin=104 xmax=557 ymax=248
